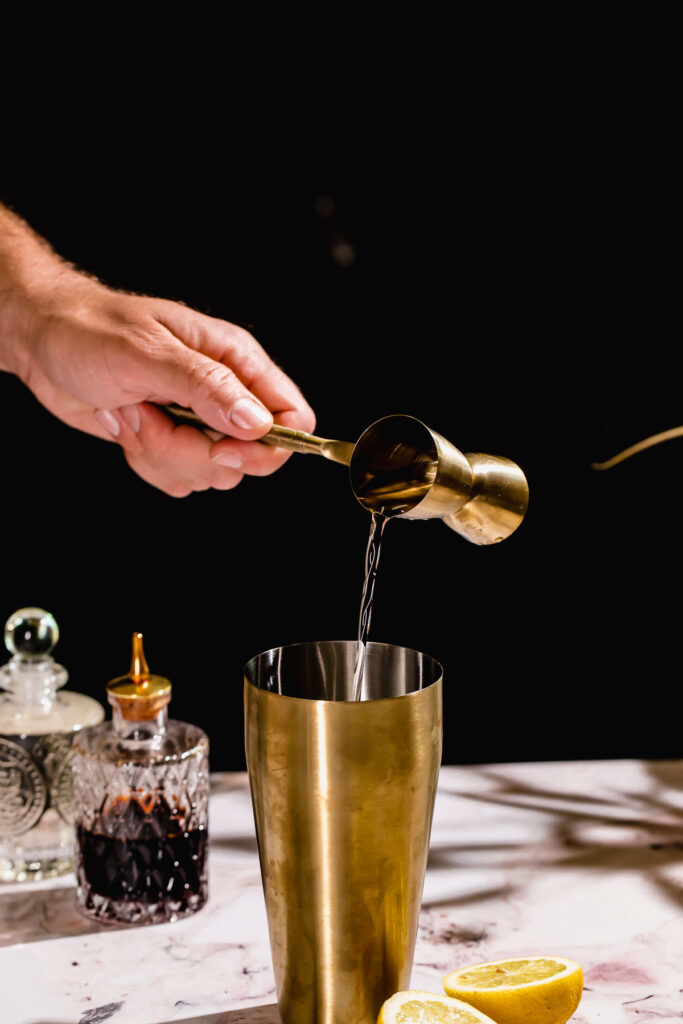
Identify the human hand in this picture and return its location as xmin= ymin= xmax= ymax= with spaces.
xmin=0 ymin=206 xmax=315 ymax=496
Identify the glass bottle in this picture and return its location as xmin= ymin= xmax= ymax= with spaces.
xmin=73 ymin=632 xmax=209 ymax=924
xmin=0 ymin=607 xmax=104 ymax=882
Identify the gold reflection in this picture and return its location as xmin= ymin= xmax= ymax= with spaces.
xmin=245 ymin=670 xmax=442 ymax=1023
xmin=592 ymin=425 xmax=683 ymax=470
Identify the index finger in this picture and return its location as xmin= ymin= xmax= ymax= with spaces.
xmin=152 ymin=302 xmax=316 ymax=432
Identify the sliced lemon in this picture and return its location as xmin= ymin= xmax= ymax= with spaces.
xmin=378 ymin=989 xmax=499 ymax=1023
xmin=443 ymin=955 xmax=583 ymax=1024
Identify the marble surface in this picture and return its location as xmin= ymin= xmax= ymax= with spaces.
xmin=1 ymin=760 xmax=683 ymax=1023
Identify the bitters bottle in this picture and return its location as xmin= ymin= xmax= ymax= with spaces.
xmin=73 ymin=632 xmax=209 ymax=924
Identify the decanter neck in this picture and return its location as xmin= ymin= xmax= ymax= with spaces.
xmin=111 ymin=701 xmax=168 ymax=741
xmin=0 ymin=653 xmax=68 ymax=708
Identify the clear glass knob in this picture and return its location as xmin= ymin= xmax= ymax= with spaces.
xmin=4 ymin=608 xmax=59 ymax=658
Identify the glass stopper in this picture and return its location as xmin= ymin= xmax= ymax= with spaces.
xmin=4 ymin=607 xmax=59 ymax=658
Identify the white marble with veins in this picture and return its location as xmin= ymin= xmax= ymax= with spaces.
xmin=1 ymin=760 xmax=682 ymax=1023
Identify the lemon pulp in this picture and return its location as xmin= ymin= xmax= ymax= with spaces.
xmin=397 ymin=1001 xmax=482 ymax=1023
xmin=379 ymin=990 xmax=498 ymax=1024
xmin=443 ymin=955 xmax=583 ymax=1024
xmin=454 ymin=956 xmax=567 ymax=988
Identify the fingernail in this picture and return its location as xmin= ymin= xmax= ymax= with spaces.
xmin=120 ymin=404 xmax=141 ymax=433
xmin=94 ymin=409 xmax=120 ymax=438
xmin=229 ymin=397 xmax=272 ymax=431
xmin=211 ymin=450 xmax=243 ymax=470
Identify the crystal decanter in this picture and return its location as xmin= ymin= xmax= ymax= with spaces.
xmin=72 ymin=632 xmax=209 ymax=924
xmin=0 ymin=607 xmax=104 ymax=881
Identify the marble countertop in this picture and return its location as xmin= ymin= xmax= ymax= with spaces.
xmin=1 ymin=759 xmax=682 ymax=1024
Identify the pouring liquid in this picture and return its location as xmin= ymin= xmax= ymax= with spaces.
xmin=351 ymin=511 xmax=389 ymax=701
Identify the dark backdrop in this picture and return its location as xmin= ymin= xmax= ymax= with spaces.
xmin=1 ymin=95 xmax=680 ymax=768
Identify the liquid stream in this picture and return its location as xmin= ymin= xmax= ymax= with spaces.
xmin=351 ymin=511 xmax=388 ymax=701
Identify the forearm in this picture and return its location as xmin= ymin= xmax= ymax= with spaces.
xmin=0 ymin=203 xmax=77 ymax=378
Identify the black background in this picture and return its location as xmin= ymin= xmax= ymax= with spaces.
xmin=1 ymin=54 xmax=680 ymax=769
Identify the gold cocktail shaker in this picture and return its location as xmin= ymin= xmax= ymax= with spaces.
xmin=244 ymin=640 xmax=442 ymax=1024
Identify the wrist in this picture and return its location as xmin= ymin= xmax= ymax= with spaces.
xmin=0 ymin=206 xmax=80 ymax=380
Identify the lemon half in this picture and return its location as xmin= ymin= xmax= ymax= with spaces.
xmin=378 ymin=990 xmax=498 ymax=1023
xmin=443 ymin=955 xmax=583 ymax=1024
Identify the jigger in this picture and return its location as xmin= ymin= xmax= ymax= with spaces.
xmin=163 ymin=405 xmax=528 ymax=544
xmin=349 ymin=414 xmax=529 ymax=544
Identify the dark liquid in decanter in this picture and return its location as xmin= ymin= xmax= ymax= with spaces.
xmin=76 ymin=795 xmax=207 ymax=911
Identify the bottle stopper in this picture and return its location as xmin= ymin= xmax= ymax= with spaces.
xmin=4 ymin=607 xmax=59 ymax=658
xmin=106 ymin=632 xmax=171 ymax=722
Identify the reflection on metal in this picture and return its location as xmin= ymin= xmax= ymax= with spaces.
xmin=591 ymin=425 xmax=683 ymax=470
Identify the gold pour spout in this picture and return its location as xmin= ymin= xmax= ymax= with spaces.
xmin=106 ymin=632 xmax=171 ymax=721
xmin=129 ymin=632 xmax=150 ymax=687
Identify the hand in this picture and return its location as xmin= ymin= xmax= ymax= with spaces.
xmin=0 ymin=206 xmax=315 ymax=496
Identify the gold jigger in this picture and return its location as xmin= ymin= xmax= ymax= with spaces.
xmin=244 ymin=640 xmax=443 ymax=1024
xmin=349 ymin=414 xmax=529 ymax=544
xmin=163 ymin=405 xmax=528 ymax=544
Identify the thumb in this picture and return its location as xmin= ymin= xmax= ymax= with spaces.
xmin=150 ymin=341 xmax=274 ymax=439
